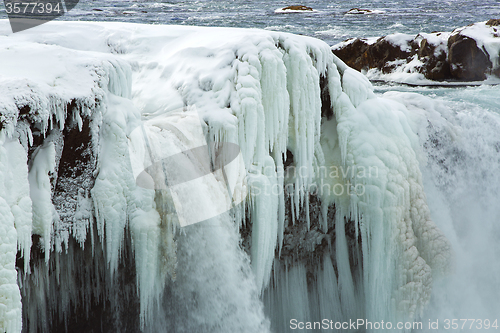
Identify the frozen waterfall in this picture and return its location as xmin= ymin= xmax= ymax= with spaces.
xmin=0 ymin=21 xmax=452 ymax=332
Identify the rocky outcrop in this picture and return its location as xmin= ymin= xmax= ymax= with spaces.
xmin=345 ymin=8 xmax=384 ymax=15
xmin=447 ymin=34 xmax=492 ymax=80
xmin=346 ymin=8 xmax=372 ymax=14
xmin=333 ymin=36 xmax=419 ymax=74
xmin=416 ymin=35 xmax=451 ymax=80
xmin=332 ymin=20 xmax=500 ymax=82
xmin=486 ymin=19 xmax=500 ymax=27
xmin=281 ymin=5 xmax=313 ymax=11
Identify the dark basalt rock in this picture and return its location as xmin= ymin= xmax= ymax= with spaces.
xmin=486 ymin=19 xmax=500 ymax=26
xmin=448 ymin=34 xmax=492 ymax=81
xmin=332 ymin=38 xmax=370 ymax=72
xmin=367 ymin=38 xmax=418 ymax=74
xmin=345 ymin=8 xmax=373 ymax=14
xmin=14 ymin=103 xmax=141 ymax=332
xmin=332 ymin=37 xmax=418 ymax=74
xmin=281 ymin=5 xmax=313 ymax=11
xmin=417 ymin=36 xmax=451 ymax=80
xmin=52 ymin=117 xmax=96 ymax=245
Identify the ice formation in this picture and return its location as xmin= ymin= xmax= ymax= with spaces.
xmin=0 ymin=20 xmax=451 ymax=332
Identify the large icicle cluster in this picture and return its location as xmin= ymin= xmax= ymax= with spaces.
xmin=0 ymin=20 xmax=451 ymax=333
xmin=323 ymin=59 xmax=452 ymax=324
xmin=0 ymin=30 xmax=131 ymax=332
xmin=0 ymin=137 xmax=25 ymax=333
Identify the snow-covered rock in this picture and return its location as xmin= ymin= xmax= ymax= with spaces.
xmin=274 ymin=5 xmax=315 ymax=13
xmin=332 ymin=20 xmax=500 ymax=83
xmin=345 ymin=8 xmax=385 ymax=15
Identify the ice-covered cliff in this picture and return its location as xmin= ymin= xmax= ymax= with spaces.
xmin=0 ymin=20 xmax=451 ymax=332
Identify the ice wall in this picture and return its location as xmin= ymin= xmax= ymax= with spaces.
xmin=324 ymin=61 xmax=452 ymax=325
xmin=0 ymin=21 xmax=451 ymax=333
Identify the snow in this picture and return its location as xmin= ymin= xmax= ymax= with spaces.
xmin=0 ymin=38 xmax=127 ymax=137
xmin=365 ymin=58 xmax=429 ymax=84
xmin=330 ymin=36 xmax=381 ymax=52
xmin=416 ymin=32 xmax=450 ymax=57
xmin=384 ymin=33 xmax=415 ymax=52
xmin=0 ymin=20 xmax=453 ymax=332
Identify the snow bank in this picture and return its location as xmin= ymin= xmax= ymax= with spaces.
xmin=0 ymin=20 xmax=451 ymax=332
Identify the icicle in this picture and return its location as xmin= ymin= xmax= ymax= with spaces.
xmin=91 ymin=95 xmax=131 ymax=275
xmin=3 ymin=140 xmax=32 ymax=272
xmin=259 ymin=47 xmax=289 ymax=156
xmin=273 ymin=150 xmax=286 ymax=252
xmin=281 ymin=36 xmax=323 ymax=218
xmin=28 ymin=141 xmax=56 ymax=262
xmin=247 ymin=156 xmax=279 ymax=292
xmin=0 ymin=134 xmax=23 ymax=333
xmin=326 ymin=63 xmax=452 ymax=328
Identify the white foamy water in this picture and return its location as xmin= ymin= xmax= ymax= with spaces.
xmin=378 ymin=85 xmax=500 ymax=331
